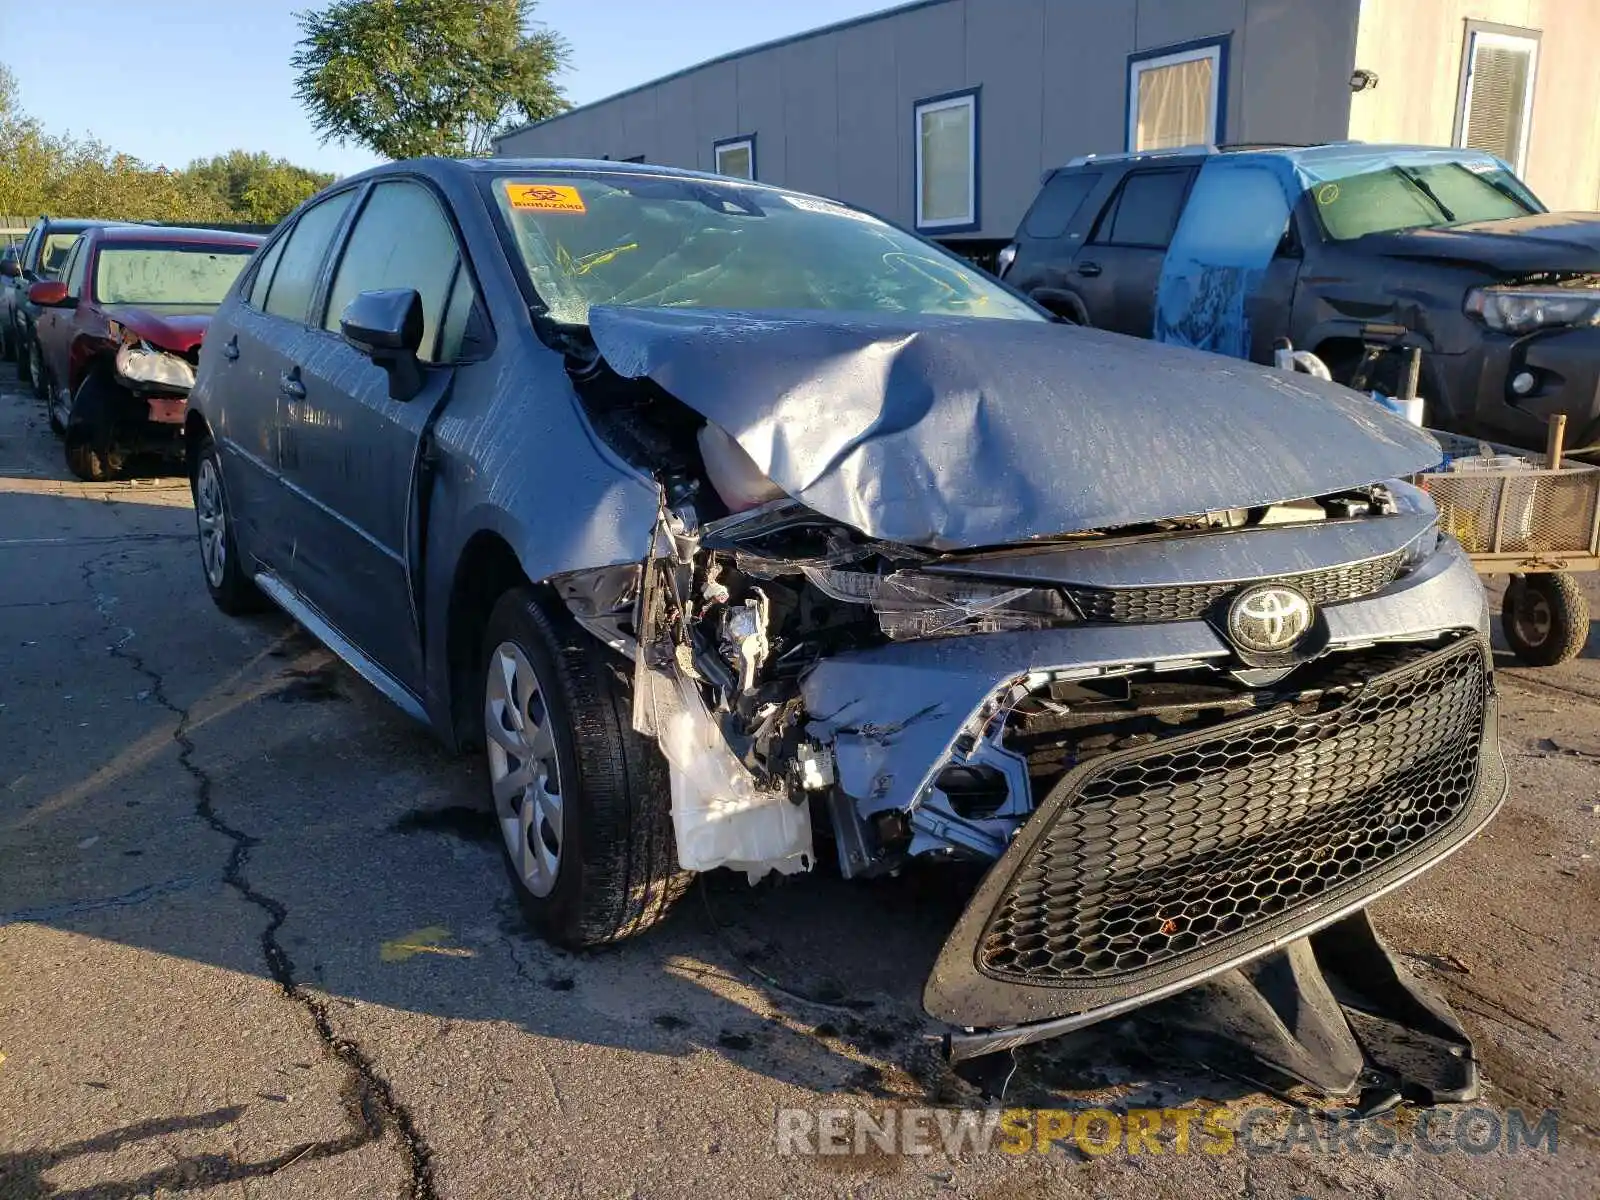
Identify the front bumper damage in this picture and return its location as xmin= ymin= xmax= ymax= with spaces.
xmin=804 ymin=540 xmax=1505 ymax=1086
xmin=556 ymin=310 xmax=1502 ymax=1095
xmin=930 ymin=636 xmax=1502 ymax=1071
xmin=608 ymin=499 xmax=1504 ymax=1092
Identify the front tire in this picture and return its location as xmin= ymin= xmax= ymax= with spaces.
xmin=65 ymin=439 xmax=116 ymax=482
xmin=192 ymin=434 xmax=264 ymax=614
xmin=482 ymin=588 xmax=690 ymax=948
xmin=1502 ymin=572 xmax=1589 ymax=667
xmin=63 ymin=375 xmax=125 ymax=482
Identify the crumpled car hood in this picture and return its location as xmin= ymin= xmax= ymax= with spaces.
xmin=1358 ymin=212 xmax=1600 ymax=274
xmin=103 ymin=303 xmax=216 ymax=355
xmin=588 ymin=306 xmax=1442 ymax=550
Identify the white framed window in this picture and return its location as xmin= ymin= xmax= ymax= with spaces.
xmin=1127 ymin=40 xmax=1224 ymax=152
xmin=915 ymin=89 xmax=978 ymax=231
xmin=1455 ymin=25 xmax=1539 ymax=174
xmin=714 ymin=135 xmax=755 ymax=180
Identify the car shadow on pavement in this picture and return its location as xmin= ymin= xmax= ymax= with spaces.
xmin=0 ymin=1103 xmax=386 ymax=1200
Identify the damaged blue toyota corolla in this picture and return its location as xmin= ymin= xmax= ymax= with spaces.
xmin=187 ymin=159 xmax=1505 ymax=1099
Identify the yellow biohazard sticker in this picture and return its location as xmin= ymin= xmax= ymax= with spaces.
xmin=505 ymin=183 xmax=587 ymax=213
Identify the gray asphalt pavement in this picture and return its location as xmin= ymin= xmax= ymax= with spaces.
xmin=2 ymin=371 xmax=1599 ymax=1199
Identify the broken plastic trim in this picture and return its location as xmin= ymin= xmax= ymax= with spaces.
xmin=656 ymin=661 xmax=813 ymax=881
xmin=631 ymin=511 xmax=815 ymax=881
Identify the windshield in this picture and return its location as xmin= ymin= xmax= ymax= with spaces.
xmin=490 ymin=172 xmax=1040 ymax=325
xmin=1310 ymin=160 xmax=1543 ymax=241
xmin=95 ymin=245 xmax=254 ymax=306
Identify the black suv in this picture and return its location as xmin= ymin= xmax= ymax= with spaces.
xmin=1 ymin=216 xmax=114 ymax=392
xmin=1000 ymin=143 xmax=1600 ymax=451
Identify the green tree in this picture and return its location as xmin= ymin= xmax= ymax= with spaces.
xmin=292 ymin=0 xmax=569 ymax=160
xmin=0 ymin=64 xmax=63 ymax=219
xmin=185 ymin=151 xmax=335 ymax=224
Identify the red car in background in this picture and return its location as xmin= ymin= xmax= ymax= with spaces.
xmin=30 ymin=225 xmax=262 ymax=480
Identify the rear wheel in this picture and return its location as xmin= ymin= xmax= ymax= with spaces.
xmin=482 ymin=588 xmax=690 ymax=948
xmin=26 ymin=338 xmax=47 ymax=400
xmin=17 ymin=331 xmax=34 ymax=386
xmin=1502 ymin=572 xmax=1589 ymax=667
xmin=47 ymin=386 xmax=66 ymax=436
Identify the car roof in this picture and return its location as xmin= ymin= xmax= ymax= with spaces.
xmin=38 ymin=218 xmax=115 ymax=234
xmin=341 ymin=155 xmax=776 ymax=191
xmin=1242 ymin=142 xmax=1509 ymax=171
xmin=85 ymin=225 xmax=264 ymax=248
xmin=1055 ymin=141 xmax=1503 ymax=175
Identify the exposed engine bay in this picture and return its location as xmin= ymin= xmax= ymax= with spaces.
xmin=557 ymin=347 xmax=1455 ymax=884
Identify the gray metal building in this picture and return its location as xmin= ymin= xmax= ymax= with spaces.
xmin=494 ymin=0 xmax=1600 ymax=247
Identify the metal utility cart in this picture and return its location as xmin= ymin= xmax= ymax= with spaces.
xmin=1422 ymin=414 xmax=1598 ymax=667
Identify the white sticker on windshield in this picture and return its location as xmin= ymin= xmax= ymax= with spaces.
xmin=780 ymin=193 xmax=883 ymax=223
xmin=1461 ymin=159 xmax=1498 ymax=175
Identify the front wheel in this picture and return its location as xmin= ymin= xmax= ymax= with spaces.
xmin=63 ymin=375 xmax=125 ymax=481
xmin=192 ymin=435 xmax=264 ymax=614
xmin=1502 ymin=572 xmax=1589 ymax=667
xmin=482 ymin=588 xmax=690 ymax=948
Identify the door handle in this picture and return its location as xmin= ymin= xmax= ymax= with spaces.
xmin=221 ymin=335 xmax=239 ymax=361
xmin=278 ymin=368 xmax=306 ymax=400
xmin=1076 ymin=261 xmax=1103 ymax=278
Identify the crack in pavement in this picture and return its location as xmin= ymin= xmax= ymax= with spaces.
xmin=79 ymin=549 xmax=441 ymax=1199
xmin=1 ymin=877 xmax=203 ymax=924
xmin=0 ymin=533 xmax=193 ymax=549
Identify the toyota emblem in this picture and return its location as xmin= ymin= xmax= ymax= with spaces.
xmin=1227 ymin=584 xmax=1314 ymax=654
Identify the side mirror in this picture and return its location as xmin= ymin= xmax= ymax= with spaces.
xmin=0 ymin=257 xmax=19 ymax=279
xmin=28 ymin=280 xmax=70 ymax=307
xmin=340 ymin=288 xmax=425 ymax=401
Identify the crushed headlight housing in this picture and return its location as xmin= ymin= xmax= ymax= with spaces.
xmin=1465 ymin=284 xmax=1600 ymax=336
xmin=802 ymin=566 xmax=1072 ymax=641
xmin=115 ymin=340 xmax=196 ymax=392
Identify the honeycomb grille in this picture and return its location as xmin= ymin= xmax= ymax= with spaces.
xmin=1064 ymin=552 xmax=1403 ymax=623
xmin=979 ymin=638 xmax=1486 ymax=985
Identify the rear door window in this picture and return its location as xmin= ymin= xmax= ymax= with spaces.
xmin=247 ymin=234 xmax=288 ymax=310
xmin=20 ymin=227 xmax=41 ymax=274
xmin=1023 ymin=172 xmax=1100 ymax=240
xmin=263 ymin=189 xmax=356 ymax=324
xmin=63 ymin=239 xmax=90 ymax=299
xmin=1095 ymin=169 xmax=1192 ymax=249
xmin=320 ymin=180 xmax=463 ymax=362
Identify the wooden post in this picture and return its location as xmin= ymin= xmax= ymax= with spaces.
xmin=1402 ymin=346 xmax=1422 ymax=401
xmin=1546 ymin=413 xmax=1567 ymax=472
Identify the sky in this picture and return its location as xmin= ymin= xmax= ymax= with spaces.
xmin=1 ymin=0 xmax=893 ymax=177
